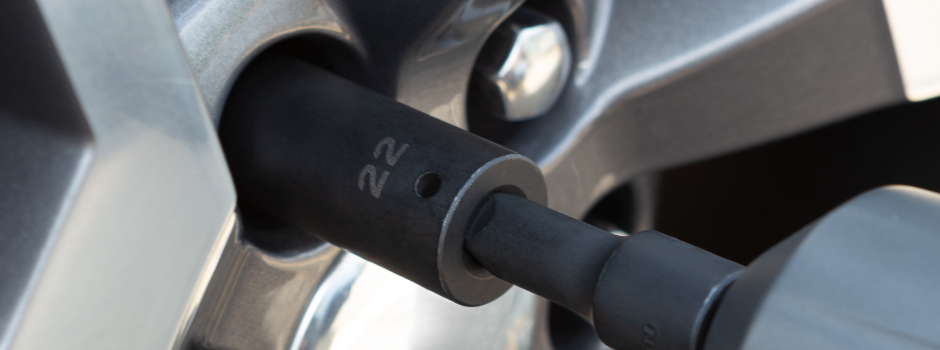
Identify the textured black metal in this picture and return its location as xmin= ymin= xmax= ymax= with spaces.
xmin=466 ymin=192 xmax=625 ymax=319
xmin=218 ymin=54 xmax=546 ymax=305
xmin=592 ymin=231 xmax=743 ymax=350
xmin=466 ymin=193 xmax=743 ymax=350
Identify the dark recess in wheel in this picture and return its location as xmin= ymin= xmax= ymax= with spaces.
xmin=657 ymin=97 xmax=940 ymax=264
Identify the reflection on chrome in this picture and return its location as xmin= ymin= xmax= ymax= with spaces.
xmin=477 ymin=8 xmax=572 ymax=121
xmin=296 ymin=253 xmax=540 ymax=350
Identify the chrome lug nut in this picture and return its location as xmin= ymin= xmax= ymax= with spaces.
xmin=472 ymin=8 xmax=572 ymax=122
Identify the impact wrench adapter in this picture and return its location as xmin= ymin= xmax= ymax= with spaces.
xmin=219 ymin=53 xmax=742 ymax=350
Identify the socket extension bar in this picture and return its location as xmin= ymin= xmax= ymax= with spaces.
xmin=219 ymin=54 xmax=940 ymax=350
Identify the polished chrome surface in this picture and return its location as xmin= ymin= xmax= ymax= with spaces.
xmin=183 ymin=226 xmax=343 ymax=350
xmin=298 ymin=254 xmax=546 ymax=350
xmin=184 ymin=233 xmax=548 ymax=350
xmin=8 ymin=0 xmax=237 ymax=348
xmin=291 ymin=253 xmax=366 ymax=350
xmin=475 ymin=9 xmax=572 ymax=121
xmin=882 ymin=0 xmax=940 ymax=101
xmin=392 ymin=0 xmax=525 ymax=128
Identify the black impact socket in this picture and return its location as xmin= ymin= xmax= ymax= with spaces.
xmin=219 ymin=54 xmax=546 ymax=306
xmin=466 ymin=193 xmax=744 ymax=350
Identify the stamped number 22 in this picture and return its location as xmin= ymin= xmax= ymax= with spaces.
xmin=358 ymin=137 xmax=409 ymax=198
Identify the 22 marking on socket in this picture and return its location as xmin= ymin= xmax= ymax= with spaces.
xmin=358 ymin=137 xmax=410 ymax=198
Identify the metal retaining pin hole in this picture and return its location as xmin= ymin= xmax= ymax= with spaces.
xmin=416 ymin=172 xmax=442 ymax=198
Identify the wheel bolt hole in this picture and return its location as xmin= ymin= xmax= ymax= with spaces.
xmin=415 ymin=172 xmax=442 ymax=198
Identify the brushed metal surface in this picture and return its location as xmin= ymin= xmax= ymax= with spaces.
xmin=7 ymin=0 xmax=237 ymax=348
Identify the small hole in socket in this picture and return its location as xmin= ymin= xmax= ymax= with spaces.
xmin=415 ymin=172 xmax=442 ymax=198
